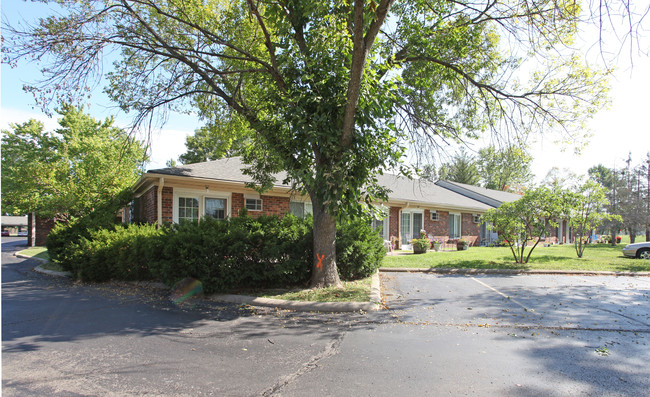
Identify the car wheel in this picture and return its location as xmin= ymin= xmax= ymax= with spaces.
xmin=637 ymin=248 xmax=650 ymax=260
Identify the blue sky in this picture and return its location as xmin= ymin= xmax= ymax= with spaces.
xmin=2 ymin=0 xmax=649 ymax=178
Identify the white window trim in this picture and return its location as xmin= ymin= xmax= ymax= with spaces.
xmin=172 ymin=188 xmax=231 ymax=223
xmin=372 ymin=207 xmax=390 ymax=241
xmin=430 ymin=210 xmax=439 ymax=221
xmin=245 ymin=197 xmax=263 ymax=211
xmin=401 ymin=209 xmax=425 ymax=247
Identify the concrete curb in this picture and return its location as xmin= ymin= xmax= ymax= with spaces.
xmin=14 ymin=253 xmax=74 ymax=278
xmin=379 ymin=267 xmax=650 ymax=277
xmin=210 ymin=270 xmax=382 ymax=313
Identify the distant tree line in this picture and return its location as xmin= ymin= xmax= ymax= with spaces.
xmin=589 ymin=153 xmax=650 ymax=243
xmin=421 ymin=144 xmax=533 ymax=193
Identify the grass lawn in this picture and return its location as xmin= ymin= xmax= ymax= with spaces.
xmin=15 ymin=247 xmax=68 ymax=272
xmin=16 ymin=246 xmax=50 ymax=261
xmin=382 ymin=241 xmax=650 ymax=273
xmin=255 ymin=277 xmax=373 ymax=302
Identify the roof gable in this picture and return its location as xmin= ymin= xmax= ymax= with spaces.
xmin=435 ymin=180 xmax=521 ymax=207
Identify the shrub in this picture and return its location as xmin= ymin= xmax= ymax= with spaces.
xmin=49 ymin=209 xmax=384 ymax=291
xmin=68 ymin=224 xmax=165 ymax=281
xmin=47 ymin=215 xmax=117 ymax=272
xmin=336 ymin=217 xmax=385 ymax=280
xmin=153 ymin=213 xmax=312 ymax=293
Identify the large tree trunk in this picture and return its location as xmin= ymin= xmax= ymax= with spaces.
xmin=610 ymin=228 xmax=617 ymax=246
xmin=310 ymin=196 xmax=342 ymax=289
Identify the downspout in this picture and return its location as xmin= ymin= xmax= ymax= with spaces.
xmin=157 ymin=177 xmax=164 ymax=226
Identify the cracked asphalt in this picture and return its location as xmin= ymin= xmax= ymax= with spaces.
xmin=3 ymin=237 xmax=649 ymax=396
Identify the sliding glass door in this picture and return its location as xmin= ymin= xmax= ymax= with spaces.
xmin=401 ymin=210 xmax=424 ymax=246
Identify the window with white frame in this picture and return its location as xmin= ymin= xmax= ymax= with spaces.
xmin=290 ymin=201 xmax=313 ymax=218
xmin=371 ymin=207 xmax=390 ymax=240
xmin=245 ymin=198 xmax=263 ymax=211
xmin=401 ymin=210 xmax=424 ymax=245
xmin=430 ymin=210 xmax=439 ymax=221
xmin=205 ymin=197 xmax=227 ymax=220
xmin=178 ymin=197 xmax=199 ymax=222
xmin=449 ymin=212 xmax=461 ymax=239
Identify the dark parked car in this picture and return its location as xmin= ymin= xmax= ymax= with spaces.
xmin=1 ymin=231 xmax=10 ymax=237
xmin=622 ymin=242 xmax=650 ymax=259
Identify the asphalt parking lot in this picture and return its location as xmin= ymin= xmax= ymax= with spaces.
xmin=4 ymin=236 xmax=650 ymax=396
xmin=381 ymin=272 xmax=650 ymax=332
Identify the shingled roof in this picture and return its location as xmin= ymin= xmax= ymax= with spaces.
xmin=435 ymin=180 xmax=521 ymax=208
xmin=144 ymin=157 xmax=510 ymax=211
xmin=148 ymin=157 xmax=290 ymax=188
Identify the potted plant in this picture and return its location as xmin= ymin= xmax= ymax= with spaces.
xmin=457 ymin=239 xmax=469 ymax=250
xmin=431 ymin=238 xmax=443 ymax=252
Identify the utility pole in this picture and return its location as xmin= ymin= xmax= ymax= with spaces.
xmin=646 ymin=156 xmax=650 ymax=241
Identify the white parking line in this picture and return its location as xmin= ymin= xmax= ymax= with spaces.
xmin=470 ymin=277 xmax=542 ymax=316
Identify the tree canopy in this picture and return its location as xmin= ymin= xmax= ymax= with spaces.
xmin=1 ymin=106 xmax=147 ymax=220
xmin=438 ymin=148 xmax=480 ymax=185
xmin=482 ymin=187 xmax=561 ymax=263
xmin=179 ymin=109 xmax=252 ymax=164
xmin=4 ymin=0 xmax=617 ymax=287
xmin=477 ymin=145 xmax=533 ymax=192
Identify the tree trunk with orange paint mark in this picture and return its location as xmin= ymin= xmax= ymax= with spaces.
xmin=310 ymin=195 xmax=342 ymax=289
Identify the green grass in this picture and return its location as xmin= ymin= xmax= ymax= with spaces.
xmin=256 ymin=277 xmax=373 ymax=302
xmin=382 ymin=242 xmax=650 ymax=273
xmin=17 ymin=246 xmax=50 ymax=261
xmin=16 ymin=247 xmax=67 ymax=272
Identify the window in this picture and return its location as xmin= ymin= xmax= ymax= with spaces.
xmin=431 ymin=211 xmax=439 ymax=221
xmin=205 ymin=198 xmax=226 ymax=220
xmin=449 ymin=213 xmax=461 ymax=239
xmin=245 ymin=198 xmax=263 ymax=211
xmin=178 ymin=197 xmax=199 ymax=222
xmin=372 ymin=219 xmax=385 ymax=239
xmin=473 ymin=214 xmax=480 ymax=224
xmin=290 ymin=201 xmax=313 ymax=218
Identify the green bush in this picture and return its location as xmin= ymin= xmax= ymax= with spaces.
xmin=47 ymin=215 xmax=117 ymax=272
xmin=336 ymin=217 xmax=385 ymax=280
xmin=151 ymin=213 xmax=312 ymax=293
xmin=67 ymin=224 xmax=165 ymax=281
xmin=50 ymin=209 xmax=383 ymax=291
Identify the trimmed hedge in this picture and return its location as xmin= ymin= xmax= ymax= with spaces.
xmin=152 ymin=214 xmax=313 ymax=293
xmin=48 ymin=212 xmax=384 ymax=293
xmin=336 ymin=218 xmax=385 ymax=280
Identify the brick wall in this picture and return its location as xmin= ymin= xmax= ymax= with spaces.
xmin=35 ymin=216 xmax=56 ymax=246
xmin=141 ymin=186 xmax=157 ymax=224
xmin=424 ymin=209 xmax=450 ymax=242
xmin=461 ymin=213 xmax=480 ymax=246
xmin=162 ymin=187 xmax=173 ymax=223
xmin=389 ymin=206 xmax=400 ymax=249
xmin=232 ymin=193 xmax=245 ymax=216
xmin=232 ymin=193 xmax=290 ymax=218
xmin=259 ymin=195 xmax=290 ymax=217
